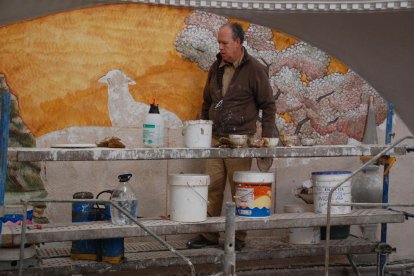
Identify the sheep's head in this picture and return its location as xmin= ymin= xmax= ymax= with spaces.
xmin=98 ymin=69 xmax=136 ymax=87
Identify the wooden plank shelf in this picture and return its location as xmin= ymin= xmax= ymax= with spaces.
xmin=1 ymin=209 xmax=404 ymax=246
xmin=7 ymin=145 xmax=407 ymax=161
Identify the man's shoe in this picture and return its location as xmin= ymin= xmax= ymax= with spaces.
xmin=235 ymin=238 xmax=245 ymax=251
xmin=186 ymin=235 xmax=219 ymax=249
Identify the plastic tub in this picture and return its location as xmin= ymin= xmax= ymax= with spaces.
xmin=182 ymin=120 xmax=213 ymax=148
xmin=312 ymin=171 xmax=352 ymax=214
xmin=233 ymin=171 xmax=274 ymax=218
xmin=169 ymin=174 xmax=210 ymax=222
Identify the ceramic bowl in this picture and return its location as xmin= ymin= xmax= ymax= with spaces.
xmin=301 ymin=138 xmax=316 ymax=146
xmin=263 ymin=137 xmax=279 ymax=147
xmin=280 ymin=134 xmax=300 ymax=147
xmin=248 ymin=137 xmax=264 ymax=148
xmin=229 ymin=134 xmax=248 ymax=147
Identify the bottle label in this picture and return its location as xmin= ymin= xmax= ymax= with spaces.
xmin=143 ymin=124 xmax=156 ymax=145
xmin=143 ymin=123 xmax=164 ymax=146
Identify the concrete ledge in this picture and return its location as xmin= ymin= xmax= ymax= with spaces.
xmin=7 ymin=145 xmax=407 ymax=161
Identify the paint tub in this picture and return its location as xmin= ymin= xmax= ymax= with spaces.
xmin=1 ymin=205 xmax=33 ymax=224
xmin=182 ymin=120 xmax=213 ymax=148
xmin=169 ymin=174 xmax=210 ymax=222
xmin=312 ymin=171 xmax=352 ymax=214
xmin=233 ymin=171 xmax=274 ymax=218
xmin=284 ymin=204 xmax=320 ymax=244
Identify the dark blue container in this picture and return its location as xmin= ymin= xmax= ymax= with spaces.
xmin=95 ymin=190 xmax=124 ymax=264
xmin=70 ymin=192 xmax=98 ymax=261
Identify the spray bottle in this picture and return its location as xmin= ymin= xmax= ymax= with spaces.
xmin=143 ymin=97 xmax=164 ymax=147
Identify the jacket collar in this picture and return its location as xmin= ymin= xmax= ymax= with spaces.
xmin=216 ymin=47 xmax=250 ymax=68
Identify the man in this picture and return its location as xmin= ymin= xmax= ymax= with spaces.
xmin=186 ymin=22 xmax=277 ymax=250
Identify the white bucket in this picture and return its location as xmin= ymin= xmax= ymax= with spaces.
xmin=182 ymin=120 xmax=213 ymax=148
xmin=169 ymin=174 xmax=210 ymax=222
xmin=312 ymin=171 xmax=352 ymax=214
xmin=233 ymin=171 xmax=274 ymax=218
xmin=284 ymin=204 xmax=320 ymax=245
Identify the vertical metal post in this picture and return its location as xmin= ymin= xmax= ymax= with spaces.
xmin=0 ymin=90 xmax=11 ymax=237
xmin=18 ymin=202 xmax=28 ymax=276
xmin=223 ymin=202 xmax=236 ymax=276
xmin=380 ymin=102 xmax=393 ymax=275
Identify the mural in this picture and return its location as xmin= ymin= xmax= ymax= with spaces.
xmin=175 ymin=11 xmax=386 ymax=144
xmin=0 ymin=4 xmax=387 ymax=201
xmin=0 ymin=76 xmax=47 ymax=205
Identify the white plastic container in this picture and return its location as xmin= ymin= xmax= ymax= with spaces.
xmin=284 ymin=204 xmax=320 ymax=245
xmin=143 ymin=100 xmax=164 ymax=148
xmin=143 ymin=113 xmax=164 ymax=147
xmin=182 ymin=120 xmax=212 ymax=148
xmin=312 ymin=171 xmax=352 ymax=214
xmin=169 ymin=174 xmax=210 ymax=222
xmin=233 ymin=171 xmax=274 ymax=218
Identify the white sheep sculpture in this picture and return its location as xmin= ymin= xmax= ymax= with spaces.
xmin=98 ymin=69 xmax=182 ymax=129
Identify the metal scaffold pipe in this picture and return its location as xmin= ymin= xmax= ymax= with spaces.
xmin=223 ymin=202 xmax=236 ymax=276
xmin=0 ymin=90 xmax=11 ymax=238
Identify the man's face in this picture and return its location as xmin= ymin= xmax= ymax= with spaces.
xmin=218 ymin=26 xmax=242 ymax=63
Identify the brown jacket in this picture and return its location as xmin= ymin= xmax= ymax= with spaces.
xmin=201 ymin=49 xmax=277 ymax=137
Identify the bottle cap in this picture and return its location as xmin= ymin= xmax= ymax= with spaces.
xmin=149 ymin=97 xmax=160 ymax=114
xmin=118 ymin=174 xmax=132 ymax=182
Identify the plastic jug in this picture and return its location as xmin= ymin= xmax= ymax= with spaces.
xmin=110 ymin=174 xmax=138 ymax=225
xmin=143 ymin=97 xmax=164 ymax=147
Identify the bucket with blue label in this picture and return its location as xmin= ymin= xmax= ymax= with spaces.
xmin=234 ymin=171 xmax=274 ymax=218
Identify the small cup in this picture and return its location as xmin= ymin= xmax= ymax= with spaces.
xmin=263 ymin=137 xmax=279 ymax=147
xmin=228 ymin=134 xmax=248 ymax=148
